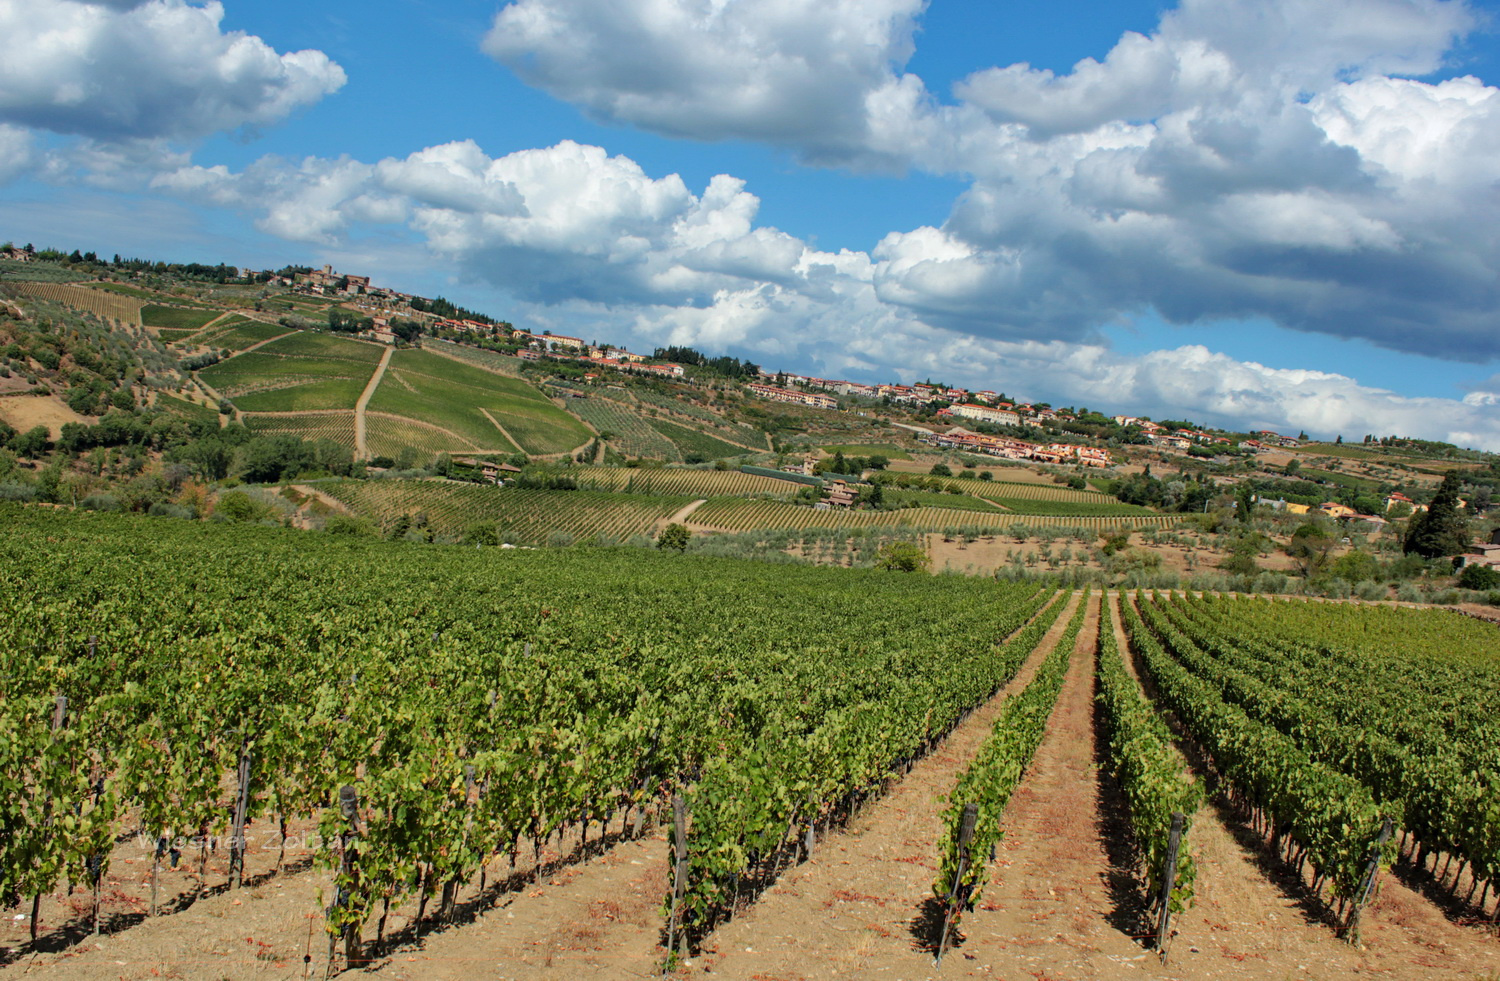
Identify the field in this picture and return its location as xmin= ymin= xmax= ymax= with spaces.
xmin=650 ymin=416 xmax=762 ymax=458
xmin=141 ymin=305 xmax=222 ymax=331
xmin=689 ymin=497 xmax=1176 ymax=533
xmin=2 ymin=281 xmax=143 ymax=323
xmin=244 ymin=411 xmax=357 ymax=449
xmin=883 ymin=489 xmax=1009 ymax=512
xmin=571 ymin=464 xmax=798 ymax=498
xmin=199 ymin=332 xmax=383 ymax=413
xmin=983 ymin=495 xmax=1160 ymax=517
xmin=191 ymin=318 xmax=287 ymax=352
xmin=565 ymin=396 xmax=681 ymax=460
xmin=364 ymin=413 xmax=483 ymax=459
xmin=368 ymin=349 xmax=588 ymax=456
xmin=2 ymin=505 xmax=1497 ymax=981
xmin=421 ymin=339 xmax=525 ymax=376
xmin=316 ymin=480 xmax=692 ymax=542
xmin=151 ymin=392 xmax=220 ymax=423
xmin=90 ymin=281 xmax=165 ymax=300
xmin=0 ymin=259 xmax=93 ymax=282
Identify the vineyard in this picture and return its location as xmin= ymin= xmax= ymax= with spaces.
xmin=363 ymin=412 xmax=487 ymax=459
xmin=420 ymin=338 xmax=526 ymax=376
xmin=189 ymin=318 xmax=287 ymax=352
xmin=314 ymin=480 xmax=694 ymax=542
xmin=565 ymin=396 xmax=682 ymax=460
xmin=200 ymin=345 xmax=379 ymax=413
xmin=141 ymin=305 xmax=222 ymax=332
xmin=244 ymin=411 xmax=358 ymax=449
xmin=367 ymin=349 xmax=588 ymax=456
xmin=688 ymin=496 xmax=1178 ymax=533
xmin=647 ymin=416 xmax=763 ymax=458
xmin=1 ymin=505 xmax=1498 ymax=980
xmin=907 ymin=473 xmax=1115 ymax=503
xmin=570 ymin=464 xmax=797 ymax=499
xmin=151 ymin=392 xmax=221 ymax=424
xmin=0 ymin=281 xmax=143 ymax=324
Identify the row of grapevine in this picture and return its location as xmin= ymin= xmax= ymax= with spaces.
xmin=674 ymin=584 xmax=1058 ymax=946
xmin=420 ymin=339 xmax=526 ymax=376
xmin=0 ymin=504 xmax=1055 ymax=963
xmin=1121 ymin=595 xmax=1391 ymax=899
xmin=245 ymin=411 xmax=358 ymax=448
xmin=565 ymin=398 xmax=682 ymax=460
xmin=632 ymin=388 xmax=747 ymax=430
xmin=365 ymin=412 xmax=482 ymax=457
xmin=315 ymin=481 xmax=694 ymax=542
xmin=571 ymin=465 xmax=796 ymax=499
xmin=2 ymin=281 xmax=143 ymax=324
xmin=690 ymin=497 xmax=1176 ymax=533
xmin=933 ymin=592 xmax=1085 ymax=910
xmin=1094 ymin=597 xmax=1202 ymax=916
xmin=914 ymin=474 xmax=1111 ymax=504
xmin=1155 ymin=594 xmax=1500 ymax=894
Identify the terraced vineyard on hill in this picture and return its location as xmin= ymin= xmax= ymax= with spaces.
xmin=367 ymin=349 xmax=588 ymax=456
xmin=689 ymin=496 xmax=1178 ymax=532
xmin=244 ymin=411 xmax=358 ymax=449
xmin=0 ymin=281 xmax=143 ymax=324
xmin=199 ymin=332 xmax=383 ymax=412
xmin=571 ymin=464 xmax=798 ymax=498
xmin=316 ymin=480 xmax=693 ymax=542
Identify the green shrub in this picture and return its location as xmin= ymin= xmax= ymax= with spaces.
xmin=1458 ymin=563 xmax=1500 ymax=590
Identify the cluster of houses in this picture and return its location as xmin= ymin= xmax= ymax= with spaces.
xmin=745 ymin=383 xmax=839 ymax=410
xmin=1260 ymin=490 xmax=1432 ymax=527
xmin=504 ymin=332 xmax=686 ymax=379
xmin=754 ymin=373 xmax=1082 ymax=426
xmin=1 ymin=246 xmax=33 ymax=262
xmin=918 ymin=428 xmax=1112 ymax=467
xmin=1111 ymin=416 xmax=1248 ymax=451
xmin=432 ymin=317 xmax=504 ymax=336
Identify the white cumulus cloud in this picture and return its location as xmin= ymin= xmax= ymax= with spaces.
xmin=482 ymin=0 xmax=926 ymax=165
xmin=0 ymin=0 xmax=345 ymax=142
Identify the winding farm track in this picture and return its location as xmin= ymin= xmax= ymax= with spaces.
xmin=654 ymin=498 xmax=709 ymax=534
xmin=354 ymin=345 xmax=395 ymax=457
xmin=477 ymin=407 xmax=524 ymax=455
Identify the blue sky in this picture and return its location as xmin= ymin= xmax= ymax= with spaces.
xmin=4 ymin=0 xmax=1500 ymax=446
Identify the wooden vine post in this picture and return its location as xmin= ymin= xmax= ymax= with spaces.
xmin=1155 ymin=811 xmax=1186 ymax=963
xmin=936 ymin=802 xmax=979 ymax=966
xmin=665 ymin=795 xmax=689 ymax=967
xmin=229 ymin=746 xmax=252 ymax=888
xmin=30 ymin=694 xmax=67 ymax=942
xmin=1341 ymin=818 xmax=1394 ymax=945
xmin=326 ymin=785 xmax=364 ymax=976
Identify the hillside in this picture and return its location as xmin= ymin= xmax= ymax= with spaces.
xmin=6 ymin=252 xmax=1500 ymax=604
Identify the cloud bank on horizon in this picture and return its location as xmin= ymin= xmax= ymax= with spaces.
xmin=4 ymin=0 xmax=1500 ymax=447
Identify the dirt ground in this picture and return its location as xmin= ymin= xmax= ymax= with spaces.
xmin=925 ymin=531 xmax=1307 ymax=579
xmin=3 ymin=593 xmax=1496 ymax=981
xmin=0 ymin=393 xmax=89 ymax=437
xmin=884 ymin=456 xmax=1062 ymax=485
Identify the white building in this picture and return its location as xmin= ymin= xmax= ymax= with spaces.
xmin=950 ymin=403 xmax=1021 ymax=427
